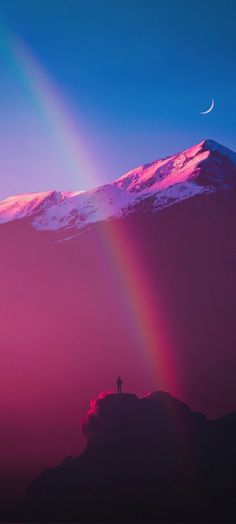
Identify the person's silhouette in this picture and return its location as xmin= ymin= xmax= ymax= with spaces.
xmin=116 ymin=376 xmax=122 ymax=394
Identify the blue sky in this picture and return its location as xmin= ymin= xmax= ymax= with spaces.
xmin=0 ymin=0 xmax=235 ymax=198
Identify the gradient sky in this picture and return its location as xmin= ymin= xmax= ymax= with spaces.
xmin=0 ymin=0 xmax=235 ymax=199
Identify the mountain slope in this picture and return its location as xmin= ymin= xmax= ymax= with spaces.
xmin=0 ymin=139 xmax=236 ymax=519
xmin=0 ymin=139 xmax=235 ymax=232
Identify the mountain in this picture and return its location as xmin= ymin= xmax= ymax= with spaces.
xmin=1 ymin=139 xmax=236 ymax=520
xmin=23 ymin=391 xmax=236 ymax=522
xmin=0 ymin=139 xmax=235 ymax=233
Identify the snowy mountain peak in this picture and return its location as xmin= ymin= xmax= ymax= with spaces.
xmin=0 ymin=140 xmax=235 ymax=233
xmin=200 ymin=139 xmax=236 ymax=164
xmin=0 ymin=190 xmax=80 ymax=224
xmin=114 ymin=139 xmax=236 ymax=195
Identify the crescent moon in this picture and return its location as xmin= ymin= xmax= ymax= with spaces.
xmin=199 ymin=98 xmax=215 ymax=115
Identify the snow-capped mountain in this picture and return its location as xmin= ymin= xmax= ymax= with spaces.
xmin=0 ymin=139 xmax=235 ymax=232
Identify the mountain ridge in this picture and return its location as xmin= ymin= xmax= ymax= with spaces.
xmin=0 ymin=139 xmax=235 ymax=233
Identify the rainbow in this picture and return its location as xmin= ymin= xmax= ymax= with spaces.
xmin=0 ymin=19 xmax=97 ymax=188
xmin=101 ymin=218 xmax=180 ymax=392
xmin=0 ymin=20 xmax=180 ymax=395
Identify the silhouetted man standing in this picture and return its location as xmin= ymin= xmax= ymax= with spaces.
xmin=116 ymin=376 xmax=122 ymax=394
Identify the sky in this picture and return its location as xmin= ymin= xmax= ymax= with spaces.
xmin=0 ymin=0 xmax=235 ymax=199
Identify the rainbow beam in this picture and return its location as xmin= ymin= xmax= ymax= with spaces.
xmin=101 ymin=218 xmax=180 ymax=392
xmin=0 ymin=21 xmax=97 ymax=188
xmin=0 ymin=20 xmax=180 ymax=394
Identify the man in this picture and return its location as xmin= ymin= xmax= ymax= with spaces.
xmin=116 ymin=376 xmax=123 ymax=394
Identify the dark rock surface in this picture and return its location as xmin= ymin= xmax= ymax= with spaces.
xmin=24 ymin=391 xmax=236 ymax=522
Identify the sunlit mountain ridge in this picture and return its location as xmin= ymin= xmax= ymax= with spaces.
xmin=0 ymin=139 xmax=235 ymax=232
